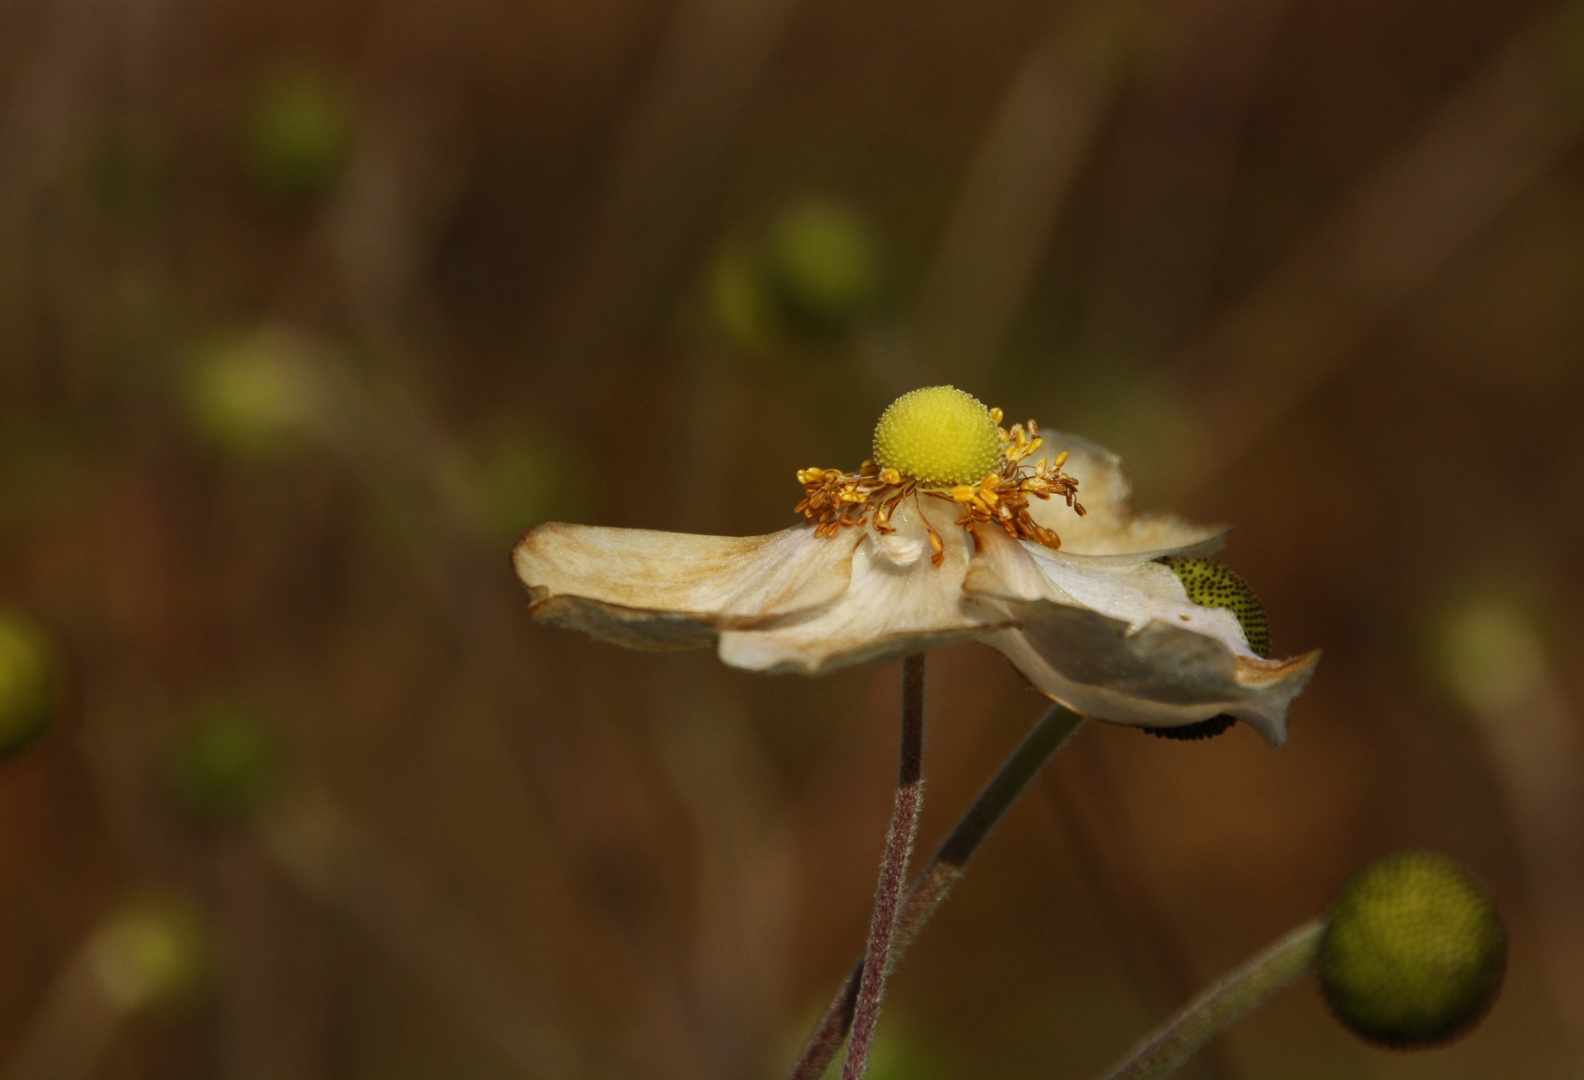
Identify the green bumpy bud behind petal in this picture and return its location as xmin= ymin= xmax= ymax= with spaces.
xmin=873 ymin=386 xmax=1002 ymax=486
xmin=1162 ymin=556 xmax=1270 ymax=658
xmin=0 ymin=610 xmax=60 ymax=759
xmin=161 ymin=703 xmax=286 ymax=821
xmin=1320 ymin=850 xmax=1506 ymax=1049
xmin=1148 ymin=558 xmax=1269 ymax=741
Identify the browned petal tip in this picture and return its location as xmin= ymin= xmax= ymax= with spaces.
xmin=1235 ymin=648 xmax=1322 ymax=687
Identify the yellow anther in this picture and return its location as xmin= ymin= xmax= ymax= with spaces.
xmin=951 ymin=485 xmax=975 ymax=503
xmin=989 ymin=407 xmax=1003 ymax=424
xmin=878 ymin=467 xmax=901 ymax=485
xmin=1052 ymin=450 xmax=1068 ymax=469
xmin=1024 ymin=437 xmax=1043 ymax=456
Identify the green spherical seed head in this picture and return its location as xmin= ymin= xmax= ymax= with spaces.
xmin=1162 ymin=556 xmax=1270 ymax=659
xmin=0 ymin=611 xmax=60 ymax=759
xmin=872 ymin=386 xmax=1003 ymax=486
xmin=1320 ymin=850 xmax=1506 ymax=1049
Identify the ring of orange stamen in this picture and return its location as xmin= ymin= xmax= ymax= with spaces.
xmin=794 ymin=412 xmax=1086 ymax=559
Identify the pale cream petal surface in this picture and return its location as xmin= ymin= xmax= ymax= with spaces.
xmin=1028 ymin=432 xmax=1225 ymax=557
xmin=717 ymin=498 xmax=1007 ymax=673
xmin=981 ymin=607 xmax=1320 ymax=746
xmin=512 ymin=522 xmax=859 ymax=650
xmin=963 ymin=526 xmax=1316 ymax=743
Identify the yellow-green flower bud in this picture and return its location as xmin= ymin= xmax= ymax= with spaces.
xmin=0 ymin=609 xmax=60 ymax=759
xmin=1320 ymin=850 xmax=1506 ymax=1048
xmin=89 ymin=893 xmax=211 ymax=1013
xmin=872 ymin=386 xmax=1003 ymax=486
xmin=768 ymin=198 xmax=882 ymax=333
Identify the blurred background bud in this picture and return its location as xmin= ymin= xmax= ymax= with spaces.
xmin=710 ymin=241 xmax=779 ymax=355
xmin=1319 ymin=850 xmax=1506 ymax=1049
xmin=0 ymin=609 xmax=61 ymax=760
xmin=240 ymin=62 xmax=355 ymax=202
xmin=710 ymin=196 xmax=885 ymax=354
xmin=160 ymin=702 xmax=286 ymax=822
xmin=87 ymin=893 xmax=211 ymax=1015
xmin=185 ymin=328 xmax=331 ymax=460
xmin=863 ymin=1022 xmax=943 ymax=1080
xmin=766 ymin=198 xmax=883 ymax=334
xmin=1435 ymin=594 xmax=1547 ymax=714
xmin=448 ymin=426 xmax=584 ymax=545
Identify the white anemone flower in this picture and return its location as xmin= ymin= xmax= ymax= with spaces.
xmin=512 ymin=387 xmax=1318 ymax=745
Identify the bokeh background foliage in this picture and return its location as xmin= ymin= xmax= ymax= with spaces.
xmin=2 ymin=0 xmax=1584 ymax=1076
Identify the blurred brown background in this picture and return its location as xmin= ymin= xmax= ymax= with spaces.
xmin=2 ymin=0 xmax=1584 ymax=1075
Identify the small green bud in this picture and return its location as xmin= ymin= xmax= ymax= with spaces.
xmin=0 ymin=610 xmax=60 ymax=759
xmin=767 ymin=198 xmax=882 ymax=333
xmin=187 ymin=328 xmax=328 ymax=459
xmin=241 ymin=64 xmax=354 ymax=200
xmin=1149 ymin=557 xmax=1269 ymax=741
xmin=89 ymin=893 xmax=211 ymax=1013
xmin=1436 ymin=596 xmax=1544 ymax=713
xmin=161 ymin=703 xmax=286 ymax=821
xmin=1320 ymin=850 xmax=1506 ymax=1048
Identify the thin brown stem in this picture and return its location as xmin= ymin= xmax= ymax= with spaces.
xmin=789 ymin=701 xmax=1085 ymax=1079
xmin=839 ymin=654 xmax=928 ymax=1080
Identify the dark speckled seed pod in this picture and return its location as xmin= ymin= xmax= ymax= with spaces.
xmin=1147 ymin=557 xmax=1270 ymax=740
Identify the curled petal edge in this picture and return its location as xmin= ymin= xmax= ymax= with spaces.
xmin=512 ymin=522 xmax=861 ymax=649
xmin=981 ymin=600 xmax=1320 ymax=747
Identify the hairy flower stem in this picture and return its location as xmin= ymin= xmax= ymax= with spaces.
xmin=1097 ymin=919 xmax=1325 ymax=1080
xmin=790 ymin=702 xmax=1085 ymax=1079
xmin=841 ymin=654 xmax=928 ymax=1080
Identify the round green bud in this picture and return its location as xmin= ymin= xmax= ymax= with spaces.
xmin=767 ymin=198 xmax=882 ymax=332
xmin=242 ymin=64 xmax=354 ymax=201
xmin=161 ymin=703 xmax=286 ymax=821
xmin=89 ymin=893 xmax=211 ymax=1013
xmin=872 ymin=386 xmax=1003 ymax=486
xmin=1320 ymin=850 xmax=1506 ymax=1049
xmin=0 ymin=610 xmax=60 ymax=759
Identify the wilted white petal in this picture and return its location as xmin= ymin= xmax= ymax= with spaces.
xmin=1030 ymin=432 xmax=1224 ymax=557
xmin=719 ymin=498 xmax=1006 ymax=673
xmin=512 ymin=522 xmax=859 ymax=650
xmin=961 ymin=526 xmax=1317 ymax=744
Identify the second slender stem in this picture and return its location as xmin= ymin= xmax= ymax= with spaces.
xmin=840 ymin=654 xmax=928 ymax=1080
xmin=1097 ymin=919 xmax=1325 ymax=1080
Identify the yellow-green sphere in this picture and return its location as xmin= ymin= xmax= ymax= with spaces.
xmin=1320 ymin=850 xmax=1506 ymax=1048
xmin=0 ymin=610 xmax=59 ymax=758
xmin=872 ymin=386 xmax=1002 ymax=486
